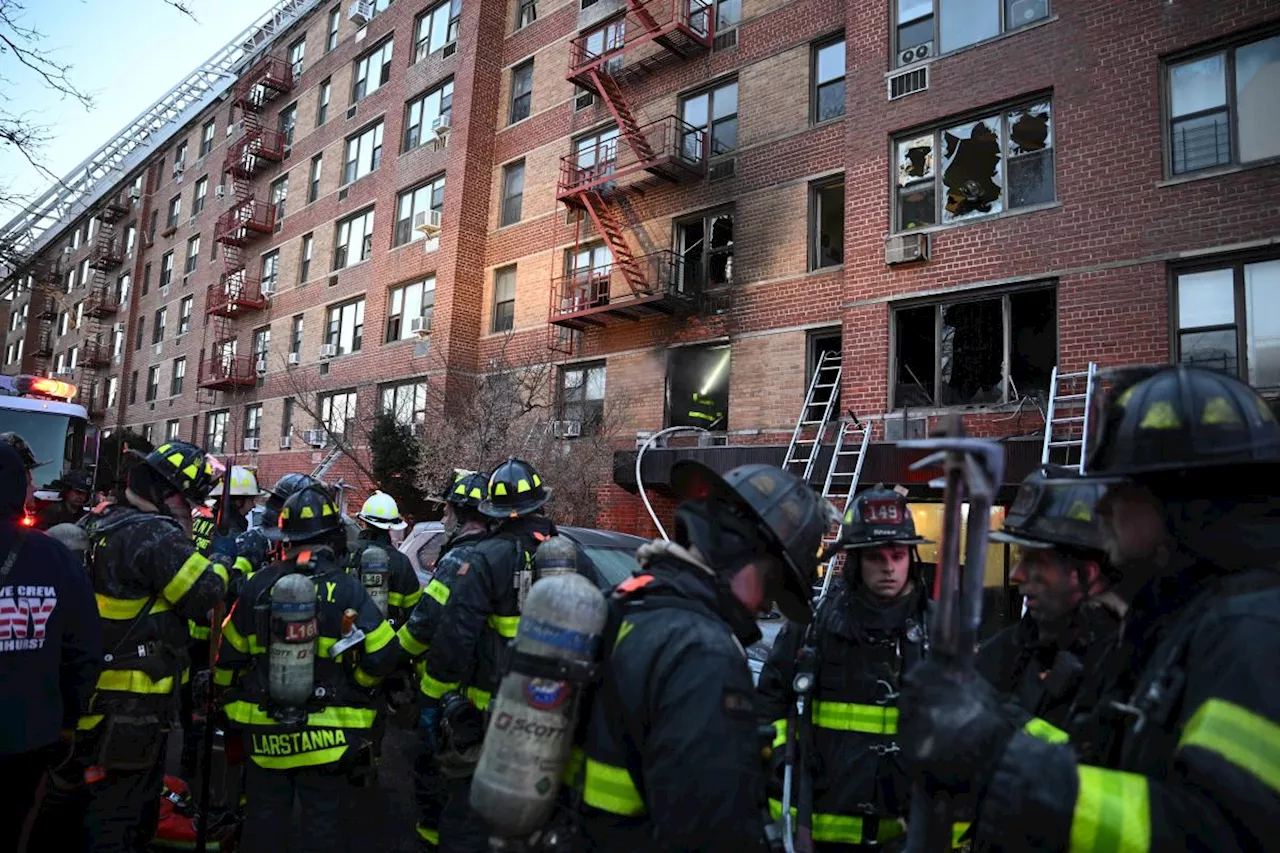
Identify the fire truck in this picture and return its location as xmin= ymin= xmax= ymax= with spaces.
xmin=0 ymin=374 xmax=97 ymax=508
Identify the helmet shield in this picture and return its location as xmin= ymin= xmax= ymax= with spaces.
xmin=840 ymin=487 xmax=931 ymax=550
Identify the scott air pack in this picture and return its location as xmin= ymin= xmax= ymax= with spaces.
xmin=268 ymin=573 xmax=318 ymax=718
xmin=358 ymin=544 xmax=390 ymax=617
xmin=471 ymin=538 xmax=607 ymax=841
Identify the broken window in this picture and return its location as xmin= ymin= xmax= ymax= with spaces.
xmin=676 ymin=209 xmax=734 ymax=294
xmin=892 ymin=285 xmax=1056 ymax=408
xmin=1175 ymin=258 xmax=1280 ymax=388
xmin=667 ymin=344 xmax=731 ymax=430
xmin=811 ymin=178 xmax=845 ymax=269
xmin=894 ymin=100 xmax=1053 ymax=231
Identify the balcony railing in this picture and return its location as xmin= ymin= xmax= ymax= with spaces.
xmin=215 ymin=198 xmax=276 ymax=246
xmin=232 ymin=55 xmax=295 ymax=111
xmin=81 ymin=340 xmax=111 ymax=368
xmin=568 ymin=0 xmax=712 ymax=82
xmin=100 ymin=192 xmax=132 ymax=224
xmin=199 ymin=355 xmax=257 ymax=390
xmin=88 ymin=239 xmax=124 ymax=271
xmin=86 ymin=288 xmax=119 ymax=317
xmin=206 ymin=276 xmax=268 ymax=317
xmin=558 ymin=117 xmax=705 ymax=200
xmin=548 ymin=249 xmax=704 ymax=329
xmin=32 ymin=333 xmax=53 ymax=358
xmin=225 ymin=128 xmax=287 ymax=178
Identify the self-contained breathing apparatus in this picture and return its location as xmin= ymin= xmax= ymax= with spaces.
xmin=358 ymin=544 xmax=391 ymax=618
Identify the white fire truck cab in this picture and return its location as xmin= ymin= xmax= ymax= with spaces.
xmin=0 ymin=374 xmax=97 ymax=505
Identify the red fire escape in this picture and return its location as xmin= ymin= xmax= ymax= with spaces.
xmin=204 ymin=54 xmax=291 ymax=391
xmin=549 ymin=0 xmax=714 ymax=351
xmin=29 ymin=262 xmax=61 ymax=375
xmin=79 ymin=190 xmax=130 ymax=418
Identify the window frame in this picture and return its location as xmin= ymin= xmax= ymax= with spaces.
xmin=199 ymin=120 xmax=216 ymax=157
xmin=517 ymin=0 xmax=537 ymax=30
xmin=385 ymin=277 xmax=437 ymax=342
xmin=679 ymin=78 xmax=739 ymax=159
xmin=160 ymin=252 xmax=174 ymax=288
xmin=665 ymin=344 xmax=731 ymax=430
xmin=394 ymin=175 xmax=446 ymax=246
xmin=146 ymin=365 xmax=160 ymax=402
xmin=333 ymin=207 xmax=376 ymax=270
xmin=500 ymin=160 xmax=525 ymax=226
xmin=205 ymin=410 xmax=229 ymax=455
xmin=261 ymin=249 xmax=281 ymax=293
xmin=178 ymin=295 xmax=193 ymax=335
xmin=184 ymin=235 xmax=201 ymax=275
xmin=300 ymin=233 xmax=314 ymax=282
xmin=403 ymin=78 xmax=455 ymax=152
xmin=318 ymin=78 xmax=332 ymax=126
xmin=509 ymin=59 xmax=534 ymax=124
xmin=559 ymin=361 xmax=606 ymax=433
xmin=270 ymin=174 xmax=290 ymax=222
xmin=891 ymin=0 xmax=1052 ymax=68
xmin=152 ymin=307 xmax=167 ymax=344
xmin=166 ymin=195 xmax=182 ymax=229
xmin=414 ymin=0 xmax=461 ymax=63
xmin=352 ymin=38 xmax=395 ymax=103
xmin=170 ymin=356 xmax=186 ymax=396
xmin=320 ymin=389 xmax=359 ymax=442
xmin=291 ymin=315 xmax=305 ymax=356
xmin=343 ymin=120 xmax=385 ymax=185
xmin=288 ymin=36 xmax=307 ymax=79
xmin=325 ymin=298 xmax=366 ymax=356
xmin=812 ymin=36 xmax=846 ymax=124
xmin=244 ymin=404 xmax=263 ymax=441
xmin=673 ymin=206 xmax=735 ymax=292
xmin=378 ymin=381 xmax=429 ymax=425
xmin=809 ymin=175 xmax=845 ymax=271
xmin=492 ymin=265 xmax=517 ymax=332
xmin=192 ymin=177 xmax=208 ymax=215
xmin=309 ymin=153 xmax=324 ymax=203
xmin=327 ymin=5 xmax=340 ymax=52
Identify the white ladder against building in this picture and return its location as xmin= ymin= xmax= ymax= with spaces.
xmin=311 ymin=443 xmax=343 ymax=481
xmin=782 ymin=351 xmax=843 ymax=486
xmin=816 ymin=419 xmax=871 ymax=581
xmin=1041 ymin=362 xmax=1100 ymax=474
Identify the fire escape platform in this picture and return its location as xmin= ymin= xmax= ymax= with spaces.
xmin=232 ymin=56 xmax=294 ymax=111
xmin=99 ymin=194 xmax=130 ymax=224
xmin=225 ymin=129 xmax=287 ymax=179
xmin=199 ymin=355 xmax=257 ymax=390
xmin=32 ymin=335 xmax=53 ymax=358
xmin=88 ymin=248 xmax=124 ymax=271
xmin=557 ymin=116 xmax=705 ymax=202
xmin=86 ymin=292 xmax=119 ymax=317
xmin=215 ymin=200 xmax=276 ymax=246
xmin=567 ymin=1 xmax=712 ymax=91
xmin=81 ymin=342 xmax=111 ymax=368
xmin=206 ymin=280 xmax=268 ymax=317
xmin=548 ymin=250 xmax=700 ymax=330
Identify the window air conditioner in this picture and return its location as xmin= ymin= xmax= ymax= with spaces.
xmin=255 ymin=358 xmax=267 ymax=376
xmin=153 ymin=342 xmax=163 ymax=356
xmin=129 ymin=186 xmax=142 ymax=201
xmin=552 ymin=420 xmax=582 ymax=439
xmin=287 ymin=352 xmax=300 ymax=366
xmin=898 ymin=41 xmax=932 ymax=67
xmin=261 ymin=278 xmax=276 ymax=295
xmin=174 ymin=162 xmax=185 ymax=175
xmin=304 ymin=428 xmax=328 ymax=447
xmin=215 ymin=185 xmax=227 ymax=199
xmin=410 ymin=315 xmax=432 ymax=336
xmin=244 ymin=437 xmax=261 ymax=451
xmin=885 ymin=232 xmax=929 ymax=265
xmin=432 ymin=115 xmax=451 ymax=136
xmin=413 ymin=209 xmax=443 ymax=237
xmin=319 ymin=343 xmax=338 ymax=359
xmin=348 ymin=0 xmax=373 ymax=25
xmin=279 ymin=435 xmax=293 ymax=449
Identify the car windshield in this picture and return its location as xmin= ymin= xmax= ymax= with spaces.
xmin=582 ymin=545 xmax=641 ymax=589
xmin=0 ymin=410 xmax=82 ymax=490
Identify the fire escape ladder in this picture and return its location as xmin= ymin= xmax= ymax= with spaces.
xmin=579 ymin=192 xmax=648 ymax=295
xmin=590 ymin=70 xmax=656 ymax=164
xmin=624 ymin=0 xmax=663 ymax=33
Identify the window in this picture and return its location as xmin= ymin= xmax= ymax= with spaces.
xmin=107 ymin=376 xmax=120 ymax=409
xmin=716 ymin=0 xmax=740 ymax=30
xmin=563 ymin=243 xmax=612 ymax=310
xmin=146 ymin=365 xmax=159 ymax=401
xmin=178 ymin=295 xmax=193 ymax=335
xmin=414 ymin=0 xmax=461 ymax=62
xmin=153 ymin=307 xmax=167 ymax=344
xmin=270 ymin=175 xmax=289 ymax=222
xmin=67 ymin=345 xmax=79 ymax=370
xmin=56 ymin=311 xmax=68 ymax=337
xmin=166 ymin=419 xmax=180 ymax=440
xmin=811 ymin=177 xmax=845 ymax=269
xmin=174 ymin=141 xmax=188 ymax=176
xmin=129 ymin=371 xmax=138 ymax=404
xmin=200 ymin=120 xmax=216 ymax=157
xmin=379 ymin=381 xmax=428 ymax=425
xmin=252 ymin=326 xmax=271 ymax=366
xmin=404 ymin=79 xmax=454 ymax=151
xmin=676 ymin=208 xmax=734 ymax=292
xmin=344 ymin=121 xmax=385 ymax=184
xmin=149 ymin=210 xmax=159 ymax=243
xmin=667 ymin=344 xmax=730 ymax=429
xmin=895 ymin=99 xmax=1053 ymax=231
xmin=77 ymin=258 xmax=90 ymax=289
xmin=492 ymin=266 xmax=516 ymax=332
xmin=185 ymin=235 xmax=200 ymax=274
xmin=560 ymin=362 xmax=606 ymax=432
xmin=321 ymin=390 xmax=359 ymax=441
xmin=289 ymin=37 xmax=306 ymax=78
xmin=582 ymin=20 xmax=625 ymax=72
xmin=352 ymin=39 xmax=394 ymax=102
xmin=282 ymin=397 xmax=296 ymax=439
xmin=334 ymin=207 xmax=376 ymax=269
xmin=160 ymin=252 xmax=174 ymax=288
xmin=892 ymin=284 xmax=1057 ymax=408
xmin=327 ymin=5 xmax=340 ymax=52
xmin=517 ymin=0 xmax=536 ymax=29
xmin=71 ymin=229 xmax=81 ymax=251
xmin=309 ymin=153 xmax=323 ymax=202
xmin=112 ymin=323 xmax=125 ymax=358
xmin=278 ymin=103 xmax=297 ymax=152
xmin=500 ymin=161 xmax=524 ymax=226
xmin=205 ymin=410 xmax=228 ymax=454
xmin=509 ymin=60 xmax=534 ymax=124
xmin=244 ymin=405 xmax=263 ymax=443
xmin=167 ymin=195 xmax=181 ymax=229
xmin=813 ymin=38 xmax=846 ymax=122
xmin=170 ymin=357 xmax=186 ymax=396
xmin=394 ymin=176 xmax=446 ymax=245
xmin=300 ymin=233 xmax=314 ymax=282
xmin=135 ymin=317 xmax=145 ymax=351
xmin=1174 ymin=257 xmax=1280 ymax=388
xmin=193 ymin=177 xmax=208 ymax=215
xmin=142 ymin=424 xmax=155 ymax=444
xmin=124 ymin=223 xmax=137 ymax=256
xmin=317 ymin=78 xmax=332 ymax=126
xmin=261 ymin=250 xmax=280 ymax=293
xmin=573 ymin=126 xmax=620 ymax=182
xmin=894 ymin=0 xmax=1050 ymax=67
xmin=326 ymin=299 xmax=365 ymax=355
xmin=291 ymin=316 xmax=304 ymax=356
xmin=1166 ymin=34 xmax=1280 ymax=175
xmin=386 ymin=277 xmax=437 ymax=341
xmin=680 ymin=79 xmax=738 ymax=158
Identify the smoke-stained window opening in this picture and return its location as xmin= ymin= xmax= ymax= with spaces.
xmin=667 ymin=344 xmax=731 ymax=430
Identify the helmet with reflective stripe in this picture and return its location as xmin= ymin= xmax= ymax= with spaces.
xmin=0 ymin=432 xmax=48 ymax=469
xmin=479 ymin=458 xmax=549 ymax=519
xmin=141 ymin=441 xmax=221 ymax=503
xmin=358 ymin=490 xmax=407 ymax=530
xmin=209 ymin=465 xmax=262 ymax=497
xmin=991 ymin=467 xmax=1106 ymax=554
xmin=442 ymin=470 xmax=489 ymax=512
xmin=840 ymin=486 xmax=932 ymax=550
xmin=278 ymin=484 xmax=343 ymax=545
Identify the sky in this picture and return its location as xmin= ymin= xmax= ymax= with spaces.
xmin=0 ymin=0 xmax=275 ymax=221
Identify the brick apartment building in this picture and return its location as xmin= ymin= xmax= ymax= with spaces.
xmin=1 ymin=0 xmax=1277 ymax=545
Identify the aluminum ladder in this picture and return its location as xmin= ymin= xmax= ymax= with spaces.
xmin=1041 ymin=362 xmax=1099 ymax=473
xmin=311 ymin=443 xmax=343 ymax=480
xmin=816 ymin=419 xmax=871 ymax=583
xmin=782 ymin=351 xmax=842 ymax=485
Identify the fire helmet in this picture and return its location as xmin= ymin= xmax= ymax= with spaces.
xmin=991 ymin=467 xmax=1107 ymax=554
xmin=479 ymin=458 xmax=549 ymax=519
xmin=839 ymin=486 xmax=932 ymax=550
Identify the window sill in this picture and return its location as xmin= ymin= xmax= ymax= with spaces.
xmin=891 ymin=200 xmax=1061 ymax=238
xmin=1156 ymin=157 xmax=1280 ymax=189
xmin=808 ymin=263 xmax=844 ymax=275
xmin=809 ymin=114 xmax=846 ymax=131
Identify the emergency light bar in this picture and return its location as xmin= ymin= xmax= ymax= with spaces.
xmin=13 ymin=375 xmax=78 ymax=401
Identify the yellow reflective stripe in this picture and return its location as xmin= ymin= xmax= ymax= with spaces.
xmin=953 ymin=822 xmax=972 ymax=848
xmin=772 ymin=719 xmax=788 ymax=749
xmin=397 ymin=624 xmax=429 ymax=658
xmin=583 ymin=758 xmax=646 ymax=817
xmin=250 ymin=746 xmax=349 ymax=770
xmin=97 ymin=669 xmax=175 ymax=694
xmin=1178 ymin=698 xmax=1280 ymax=794
xmin=188 ymin=620 xmax=211 ymax=641
xmin=364 ymin=621 xmax=395 ymax=654
xmin=389 ymin=588 xmax=423 ymax=609
xmin=221 ymin=619 xmax=250 ymax=654
xmin=1069 ymin=766 xmax=1151 ymax=853
xmin=420 ymin=671 xmax=459 ymax=699
xmin=812 ymin=701 xmax=898 ymax=734
xmin=96 ymin=595 xmax=170 ymax=620
xmin=162 ymin=552 xmax=213 ymax=604
xmin=767 ymin=800 xmax=905 ymax=844
xmin=234 ymin=556 xmax=254 ymax=576
xmin=416 ymin=826 xmax=440 ymax=845
xmin=354 ymin=667 xmax=380 ymax=688
xmin=223 ymin=700 xmax=377 ymax=728
xmin=211 ymin=562 xmax=230 ymax=586
xmin=425 ymin=579 xmax=450 ymax=606
xmin=318 ymin=637 xmax=337 ymax=658
xmin=77 ymin=714 xmax=104 ymax=731
xmin=1024 ymin=716 xmax=1070 ymax=744
xmin=465 ymin=686 xmax=491 ymax=710
xmin=213 ymin=667 xmax=234 ymax=687
xmin=488 ymin=613 xmax=519 ymax=638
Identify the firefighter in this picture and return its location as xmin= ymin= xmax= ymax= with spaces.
xmin=352 ymin=490 xmax=421 ymax=626
xmin=209 ymin=465 xmax=263 ymax=535
xmin=396 ymin=470 xmax=491 ymax=851
xmin=215 ymin=484 xmax=401 ymax=853
xmin=236 ymin=473 xmax=325 ymax=580
xmin=0 ymin=431 xmax=45 ymax=509
xmin=572 ymin=461 xmax=824 ymax=851
xmin=756 ymin=485 xmax=932 ymax=850
xmin=73 ymin=440 xmax=232 ymax=852
xmin=976 ymin=467 xmax=1121 ymax=736
xmin=900 ymin=365 xmax=1280 ymax=851
xmin=418 ymin=458 xmax=559 ymax=852
xmin=35 ymin=467 xmax=93 ymax=529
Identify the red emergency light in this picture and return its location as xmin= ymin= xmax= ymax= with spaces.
xmin=20 ymin=513 xmax=35 ymax=527
xmin=16 ymin=375 xmax=78 ymax=401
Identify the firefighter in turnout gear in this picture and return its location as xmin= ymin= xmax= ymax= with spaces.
xmin=900 ymin=365 xmax=1280 ymax=852
xmin=976 ymin=468 xmax=1121 ymax=738
xmin=74 ymin=440 xmax=232 ymax=852
xmin=756 ymin=486 xmax=933 ymax=850
xmin=398 ymin=470 xmax=492 ymax=851
xmin=215 ymin=484 xmax=401 ymax=853
xmin=352 ymin=490 xmax=422 ymax=626
xmin=235 ymin=472 xmax=325 ymax=583
xmin=577 ymin=462 xmax=827 ymax=852
xmin=418 ymin=459 xmax=557 ymax=852
xmin=208 ymin=464 xmax=262 ymax=535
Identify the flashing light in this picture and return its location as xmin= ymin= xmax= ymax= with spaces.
xmin=20 ymin=514 xmax=35 ymax=527
xmin=15 ymin=375 xmax=78 ymax=401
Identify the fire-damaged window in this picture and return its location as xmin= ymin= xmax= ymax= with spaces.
xmin=676 ymin=209 xmax=733 ymax=295
xmin=667 ymin=344 xmax=731 ymax=430
xmin=895 ymin=99 xmax=1053 ymax=231
xmin=1174 ymin=256 xmax=1280 ymax=388
xmin=892 ymin=284 xmax=1056 ymax=408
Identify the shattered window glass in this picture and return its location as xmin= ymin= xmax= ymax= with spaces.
xmin=897 ymin=135 xmax=935 ymax=230
xmin=1007 ymin=102 xmax=1054 ymax=207
xmin=942 ymin=117 xmax=1003 ymax=223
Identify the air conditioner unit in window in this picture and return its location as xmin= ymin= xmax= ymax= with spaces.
xmin=287 ymin=352 xmax=300 ymax=366
xmin=174 ymin=162 xmax=185 ymax=175
xmin=348 ymin=0 xmax=373 ymax=25
xmin=153 ymin=342 xmax=163 ymax=356
xmin=244 ymin=437 xmax=261 ymax=451
xmin=255 ymin=358 xmax=267 ymax=376
xmin=410 ymin=315 xmax=432 ymax=337
xmin=898 ymin=41 xmax=932 ymax=67
xmin=574 ymin=90 xmax=595 ymax=111
xmin=54 ymin=368 xmax=74 ymax=378
xmin=304 ymin=428 xmax=328 ymax=447
xmin=319 ymin=343 xmax=338 ymax=359
xmin=413 ymin=209 xmax=442 ymax=237
xmin=432 ymin=115 xmax=451 ymax=136
xmin=261 ymin=278 xmax=276 ymax=296
xmin=215 ymin=185 xmax=226 ymax=199
xmin=129 ymin=186 xmax=142 ymax=200
xmin=552 ymin=420 xmax=582 ymax=439
xmin=885 ymin=232 xmax=929 ymax=265
xmin=279 ymin=435 xmax=293 ymax=449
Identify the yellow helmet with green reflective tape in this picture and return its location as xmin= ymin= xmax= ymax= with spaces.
xmin=479 ymin=458 xmax=549 ymax=519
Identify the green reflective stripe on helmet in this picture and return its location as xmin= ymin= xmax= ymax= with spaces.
xmin=1178 ymin=698 xmax=1280 ymax=795
xmin=487 ymin=613 xmax=519 ymax=638
xmin=767 ymin=800 xmax=905 ymax=845
xmin=583 ymin=758 xmax=646 ymax=817
xmin=1024 ymin=716 xmax=1070 ymax=744
xmin=1069 ymin=766 xmax=1150 ymax=853
xmin=812 ymin=701 xmax=898 ymax=734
